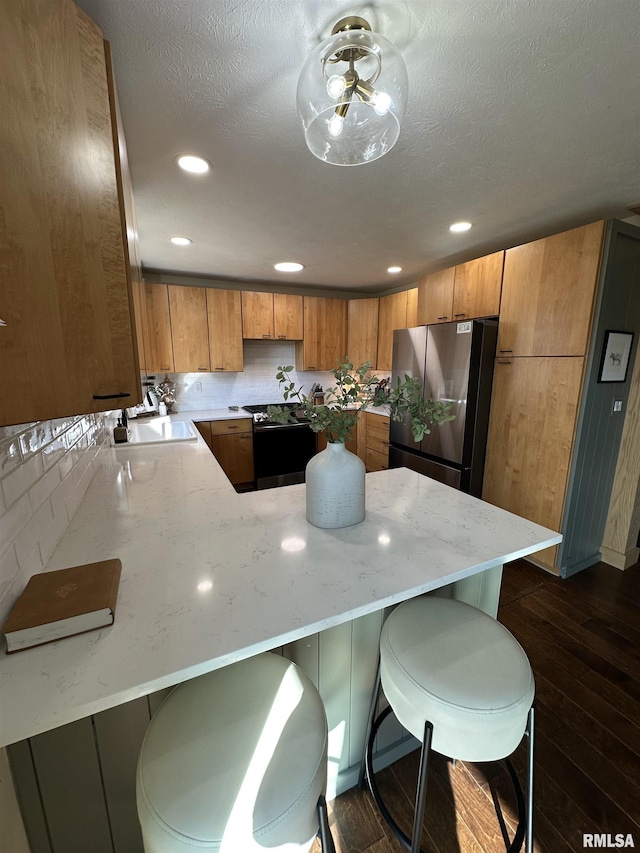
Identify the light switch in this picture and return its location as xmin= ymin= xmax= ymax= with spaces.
xmin=612 ymin=400 xmax=623 ymax=413
xmin=194 ymin=381 xmax=202 ymax=393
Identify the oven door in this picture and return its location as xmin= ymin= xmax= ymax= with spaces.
xmin=253 ymin=423 xmax=316 ymax=489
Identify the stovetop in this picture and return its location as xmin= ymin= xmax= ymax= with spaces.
xmin=242 ymin=403 xmax=309 ymax=426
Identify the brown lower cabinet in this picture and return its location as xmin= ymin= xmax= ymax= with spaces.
xmin=362 ymin=412 xmax=391 ymax=472
xmin=194 ymin=419 xmax=254 ymax=487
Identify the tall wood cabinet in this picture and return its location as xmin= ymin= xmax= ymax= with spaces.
xmin=0 ymin=0 xmax=141 ymax=426
xmin=482 ymin=222 xmax=606 ymax=573
xmin=296 ymin=297 xmax=347 ymax=371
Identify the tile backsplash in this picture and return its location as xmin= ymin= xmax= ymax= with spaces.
xmin=164 ymin=341 xmax=339 ymax=411
xmin=0 ymin=414 xmax=107 ymax=624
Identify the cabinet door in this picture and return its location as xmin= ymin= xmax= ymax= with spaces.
xmin=498 ymin=221 xmax=604 ymax=357
xmin=207 ymin=289 xmax=243 ymax=372
xmin=241 ymin=291 xmax=274 ymax=339
xmin=482 ymin=356 xmax=585 ymax=568
xmin=377 ymin=292 xmax=408 ymax=372
xmin=452 ymin=251 xmax=504 ymax=320
xmin=131 ymin=279 xmax=148 ymax=374
xmin=211 ymin=433 xmax=254 ymax=485
xmin=297 ymin=297 xmax=347 ymax=371
xmin=348 ymin=298 xmax=379 ymax=369
xmin=417 ymin=268 xmax=455 ymax=325
xmin=405 ymin=287 xmax=419 ymax=328
xmin=194 ymin=421 xmax=213 ymax=449
xmin=143 ymin=284 xmax=174 ymax=372
xmin=168 ymin=286 xmax=210 ymax=372
xmin=0 ymin=0 xmax=140 ymax=426
xmin=273 ymin=294 xmax=303 ymax=340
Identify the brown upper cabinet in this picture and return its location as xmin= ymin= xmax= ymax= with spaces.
xmin=207 ymin=289 xmax=244 ymax=372
xmin=348 ymin=298 xmax=379 ymax=369
xmin=377 ymin=292 xmax=410 ymax=372
xmin=0 ymin=0 xmax=141 ymax=426
xmin=169 ymin=286 xmax=210 ymax=372
xmin=452 ymin=252 xmax=504 ymax=320
xmin=296 ymin=297 xmax=347 ymax=371
xmin=241 ymin=291 xmax=303 ymax=340
xmin=417 ymin=252 xmax=503 ymax=328
xmin=405 ymin=287 xmax=419 ymax=328
xmin=497 ymin=222 xmax=605 ymax=357
xmin=143 ymin=284 xmax=175 ymax=373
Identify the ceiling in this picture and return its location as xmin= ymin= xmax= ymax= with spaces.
xmin=78 ymin=0 xmax=640 ymax=294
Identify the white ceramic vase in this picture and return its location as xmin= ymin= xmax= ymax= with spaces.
xmin=305 ymin=440 xmax=366 ymax=528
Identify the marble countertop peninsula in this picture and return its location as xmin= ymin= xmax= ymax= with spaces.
xmin=0 ymin=421 xmax=561 ymax=746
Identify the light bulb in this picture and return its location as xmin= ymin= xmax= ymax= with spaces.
xmin=326 ymin=74 xmax=347 ymax=99
xmin=450 ymin=221 xmax=472 ymax=233
xmin=370 ymin=90 xmax=392 ymax=116
xmin=328 ymin=114 xmax=344 ymax=137
xmin=170 ymin=236 xmax=192 ymax=246
xmin=176 ymin=155 xmax=210 ymax=174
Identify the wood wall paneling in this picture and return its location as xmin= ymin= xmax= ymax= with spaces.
xmin=498 ymin=221 xmax=605 ymax=357
xmin=143 ymin=284 xmax=174 ymax=372
xmin=452 ymin=251 xmax=504 ymax=320
xmin=207 ymin=288 xmax=243 ymax=372
xmin=347 ymin=298 xmax=379 ymax=369
xmin=417 ymin=268 xmax=455 ymax=325
xmin=168 ymin=285 xmax=210 ymax=372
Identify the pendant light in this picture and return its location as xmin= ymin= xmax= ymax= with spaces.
xmin=297 ymin=16 xmax=408 ymax=166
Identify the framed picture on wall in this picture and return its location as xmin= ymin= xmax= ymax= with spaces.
xmin=598 ymin=330 xmax=635 ymax=383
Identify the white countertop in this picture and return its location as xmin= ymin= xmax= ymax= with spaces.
xmin=0 ymin=423 xmax=561 ymax=746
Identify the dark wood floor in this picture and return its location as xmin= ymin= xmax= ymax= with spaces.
xmin=312 ymin=558 xmax=640 ymax=852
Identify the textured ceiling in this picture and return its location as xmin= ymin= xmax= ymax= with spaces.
xmin=78 ymin=0 xmax=640 ymax=293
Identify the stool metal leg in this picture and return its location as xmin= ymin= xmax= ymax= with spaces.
xmin=317 ymin=795 xmax=336 ymax=853
xmin=358 ymin=658 xmax=381 ymax=791
xmin=525 ymin=705 xmax=535 ymax=853
xmin=411 ymin=720 xmax=433 ymax=853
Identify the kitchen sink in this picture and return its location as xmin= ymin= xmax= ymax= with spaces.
xmin=127 ymin=419 xmax=198 ymax=445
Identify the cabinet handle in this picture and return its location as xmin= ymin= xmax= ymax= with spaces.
xmin=498 ymin=349 xmax=513 ymax=353
xmin=262 ymin=334 xmax=271 ymax=339
xmin=307 ymin=366 xmax=316 ymax=370
xmin=198 ymin=366 xmax=208 ymax=371
xmin=437 ymin=316 xmax=448 ymax=321
xmin=215 ymin=367 xmax=224 ymax=371
xmin=240 ymin=434 xmax=250 ymax=440
xmin=277 ymin=335 xmax=286 ymax=339
xmin=92 ymin=392 xmax=131 ymax=400
xmin=160 ymin=366 xmax=170 ymax=371
xmin=497 ymin=359 xmax=512 ymax=365
xmin=454 ymin=313 xmax=466 ymax=318
xmin=227 ymin=425 xmax=239 ymax=429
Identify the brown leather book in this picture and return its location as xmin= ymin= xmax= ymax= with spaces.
xmin=1 ymin=559 xmax=122 ymax=654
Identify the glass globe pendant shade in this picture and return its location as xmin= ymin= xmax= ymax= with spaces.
xmin=297 ymin=24 xmax=408 ymax=166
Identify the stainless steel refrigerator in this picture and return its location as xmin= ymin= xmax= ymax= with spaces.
xmin=389 ymin=319 xmax=498 ymax=496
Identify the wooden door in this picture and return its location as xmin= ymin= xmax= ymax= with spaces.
xmin=377 ymin=292 xmax=408 ymax=372
xmin=482 ymin=356 xmax=585 ymax=569
xmin=211 ymin=433 xmax=254 ymax=485
xmin=0 ymin=0 xmax=140 ymax=425
xmin=168 ymin=286 xmax=210 ymax=372
xmin=452 ymin=251 xmax=504 ymax=320
xmin=143 ymin=284 xmax=174 ymax=373
xmin=241 ymin=291 xmax=273 ymax=339
xmin=498 ymin=221 xmax=605 ymax=357
xmin=417 ymin=268 xmax=455 ymax=325
xmin=273 ymin=294 xmax=303 ymax=340
xmin=297 ymin=297 xmax=347 ymax=371
xmin=348 ymin=298 xmax=379 ymax=370
xmin=207 ymin=289 xmax=243 ymax=372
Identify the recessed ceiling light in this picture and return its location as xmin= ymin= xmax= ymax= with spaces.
xmin=387 ymin=266 xmax=402 ymax=274
xmin=274 ymin=262 xmax=304 ymax=272
xmin=170 ymin=236 xmax=192 ymax=246
xmin=176 ymin=154 xmax=210 ymax=174
xmin=450 ymin=221 xmax=472 ymax=233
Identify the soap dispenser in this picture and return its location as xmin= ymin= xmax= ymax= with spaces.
xmin=113 ymin=412 xmax=128 ymax=444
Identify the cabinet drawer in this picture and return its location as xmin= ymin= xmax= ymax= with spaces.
xmin=366 ymin=447 xmax=389 ymax=472
xmin=366 ymin=413 xmax=390 ymax=430
xmin=210 ymin=418 xmax=252 ymax=436
xmin=366 ymin=422 xmax=390 ymax=455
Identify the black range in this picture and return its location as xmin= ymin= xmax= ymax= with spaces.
xmin=242 ymin=403 xmax=316 ymax=490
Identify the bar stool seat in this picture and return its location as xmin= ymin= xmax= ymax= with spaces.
xmin=363 ymin=596 xmax=536 ymax=853
xmin=136 ymin=653 xmax=334 ymax=852
xmin=381 ymin=596 xmax=534 ymax=762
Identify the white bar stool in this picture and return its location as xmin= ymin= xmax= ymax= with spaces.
xmin=136 ymin=652 xmax=336 ymax=852
xmin=360 ymin=596 xmax=535 ymax=853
